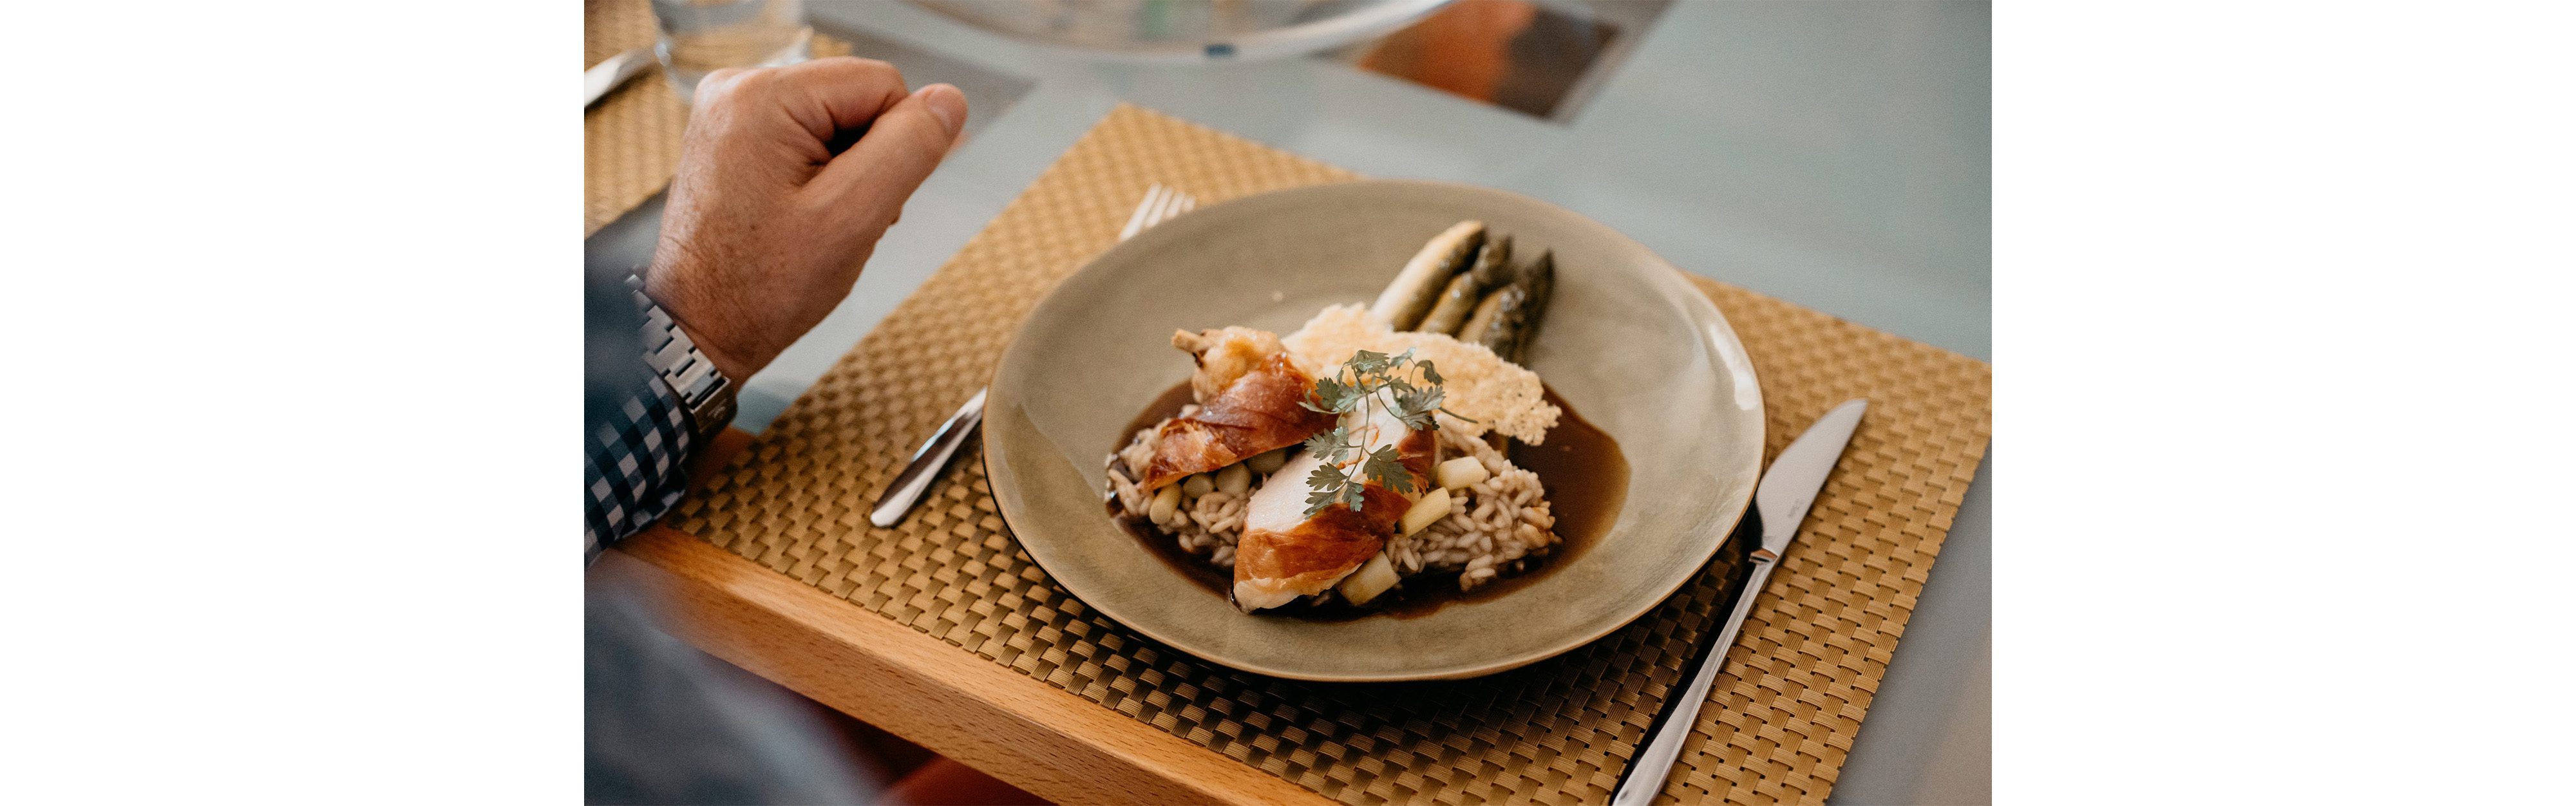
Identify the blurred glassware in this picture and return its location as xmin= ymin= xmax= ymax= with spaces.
xmin=1325 ymin=0 xmax=1669 ymax=122
xmin=907 ymin=0 xmax=1449 ymax=63
xmin=652 ymin=0 xmax=814 ymax=103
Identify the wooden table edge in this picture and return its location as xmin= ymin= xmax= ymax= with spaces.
xmin=611 ymin=523 xmax=1333 ymax=806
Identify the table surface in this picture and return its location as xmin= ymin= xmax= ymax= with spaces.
xmin=607 ymin=2 xmax=1989 ymax=803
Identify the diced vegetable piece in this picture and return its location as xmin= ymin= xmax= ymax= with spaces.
xmin=1336 ymin=554 xmax=1401 ymax=606
xmin=1435 ymin=456 xmax=1490 ymax=491
xmin=1216 ymin=462 xmax=1251 ymax=496
xmin=1401 ymin=487 xmax=1452 ymax=536
xmin=1246 ymin=447 xmax=1289 ymax=475
xmin=1149 ymin=484 xmax=1180 ymax=522
xmin=1182 ymin=473 xmax=1215 ymax=498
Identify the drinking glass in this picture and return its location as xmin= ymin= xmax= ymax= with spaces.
xmin=650 ymin=0 xmax=813 ymax=104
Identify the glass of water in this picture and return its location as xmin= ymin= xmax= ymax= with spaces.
xmin=650 ymin=0 xmax=813 ymax=104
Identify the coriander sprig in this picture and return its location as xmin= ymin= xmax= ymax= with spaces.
xmin=1296 ymin=350 xmax=1470 ymax=518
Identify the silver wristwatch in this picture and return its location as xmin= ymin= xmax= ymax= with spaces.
xmin=628 ymin=276 xmax=737 ymax=438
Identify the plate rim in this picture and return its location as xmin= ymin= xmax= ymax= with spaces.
xmin=981 ymin=178 xmax=1763 ymax=682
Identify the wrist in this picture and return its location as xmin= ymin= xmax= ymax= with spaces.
xmin=641 ymin=267 xmax=776 ymax=384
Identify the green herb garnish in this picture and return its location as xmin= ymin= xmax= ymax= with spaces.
xmin=1297 ymin=350 xmax=1470 ymax=518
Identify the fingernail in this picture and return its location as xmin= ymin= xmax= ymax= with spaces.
xmin=919 ymin=84 xmax=967 ymax=135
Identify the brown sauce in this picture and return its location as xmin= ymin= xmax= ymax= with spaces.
xmin=1110 ymin=382 xmax=1629 ymax=621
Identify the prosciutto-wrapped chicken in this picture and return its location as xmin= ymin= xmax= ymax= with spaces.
xmin=1231 ymin=400 xmax=1438 ymax=611
xmin=1140 ymin=328 xmax=1335 ymax=491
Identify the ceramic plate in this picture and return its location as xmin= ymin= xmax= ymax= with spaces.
xmin=983 ymin=180 xmax=1763 ymax=681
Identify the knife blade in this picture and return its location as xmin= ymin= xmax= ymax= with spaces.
xmin=1754 ymin=398 xmax=1869 ymax=558
xmin=1609 ymin=398 xmax=1868 ymax=806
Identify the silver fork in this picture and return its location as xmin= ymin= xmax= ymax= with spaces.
xmin=869 ymin=184 xmax=1197 ymax=527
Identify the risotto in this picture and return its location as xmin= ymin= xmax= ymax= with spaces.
xmin=1108 ymin=411 xmax=1560 ymax=596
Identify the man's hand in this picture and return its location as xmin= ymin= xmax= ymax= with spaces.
xmin=645 ymin=57 xmax=969 ymax=383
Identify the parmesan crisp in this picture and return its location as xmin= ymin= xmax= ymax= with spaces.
xmin=1282 ymin=304 xmax=1560 ymax=444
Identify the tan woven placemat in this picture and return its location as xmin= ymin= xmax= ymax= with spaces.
xmin=628 ymin=101 xmax=1990 ymax=804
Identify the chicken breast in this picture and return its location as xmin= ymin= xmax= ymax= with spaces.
xmin=1141 ymin=346 xmax=1334 ymax=491
xmin=1233 ymin=400 xmax=1439 ymax=612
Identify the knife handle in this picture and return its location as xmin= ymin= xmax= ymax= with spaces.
xmin=869 ymin=388 xmax=987 ymax=527
xmin=1609 ymin=552 xmax=1781 ymax=806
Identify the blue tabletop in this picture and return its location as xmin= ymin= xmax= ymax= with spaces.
xmin=724 ymin=3 xmax=1989 ymax=801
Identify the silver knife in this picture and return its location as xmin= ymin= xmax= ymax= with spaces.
xmin=585 ymin=48 xmax=656 ymax=108
xmin=869 ymin=388 xmax=985 ymax=527
xmin=1609 ymin=398 xmax=1868 ymax=806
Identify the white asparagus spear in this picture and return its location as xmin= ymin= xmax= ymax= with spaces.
xmin=1367 ymin=220 xmax=1486 ymax=330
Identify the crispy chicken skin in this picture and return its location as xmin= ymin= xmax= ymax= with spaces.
xmin=1231 ymin=406 xmax=1439 ymax=611
xmin=1141 ymin=331 xmax=1333 ymax=491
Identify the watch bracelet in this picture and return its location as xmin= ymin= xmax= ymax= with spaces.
xmin=625 ymin=274 xmax=737 ymax=437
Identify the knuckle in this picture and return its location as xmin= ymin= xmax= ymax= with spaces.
xmin=692 ymin=69 xmax=758 ymax=108
xmin=803 ymin=55 xmax=903 ymax=92
xmin=856 ymin=57 xmax=904 ymax=87
xmin=732 ymin=67 xmax=780 ymax=93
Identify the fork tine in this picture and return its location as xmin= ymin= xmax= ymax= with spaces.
xmin=1150 ymin=185 xmax=1177 ymax=233
xmin=1120 ymin=184 xmax=1166 ymax=241
xmin=1145 ymin=191 xmax=1175 ymax=230
xmin=1154 ymin=191 xmax=1194 ymax=229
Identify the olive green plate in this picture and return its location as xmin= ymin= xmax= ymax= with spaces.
xmin=983 ymin=180 xmax=1764 ymax=682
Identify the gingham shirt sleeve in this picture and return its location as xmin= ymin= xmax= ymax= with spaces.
xmin=585 ymin=365 xmax=695 ymax=565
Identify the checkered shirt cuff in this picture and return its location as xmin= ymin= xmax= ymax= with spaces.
xmin=585 ymin=366 xmax=694 ymax=565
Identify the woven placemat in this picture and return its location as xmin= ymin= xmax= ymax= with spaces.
xmin=641 ymin=104 xmax=1989 ymax=804
xmin=584 ymin=0 xmax=853 ymax=236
